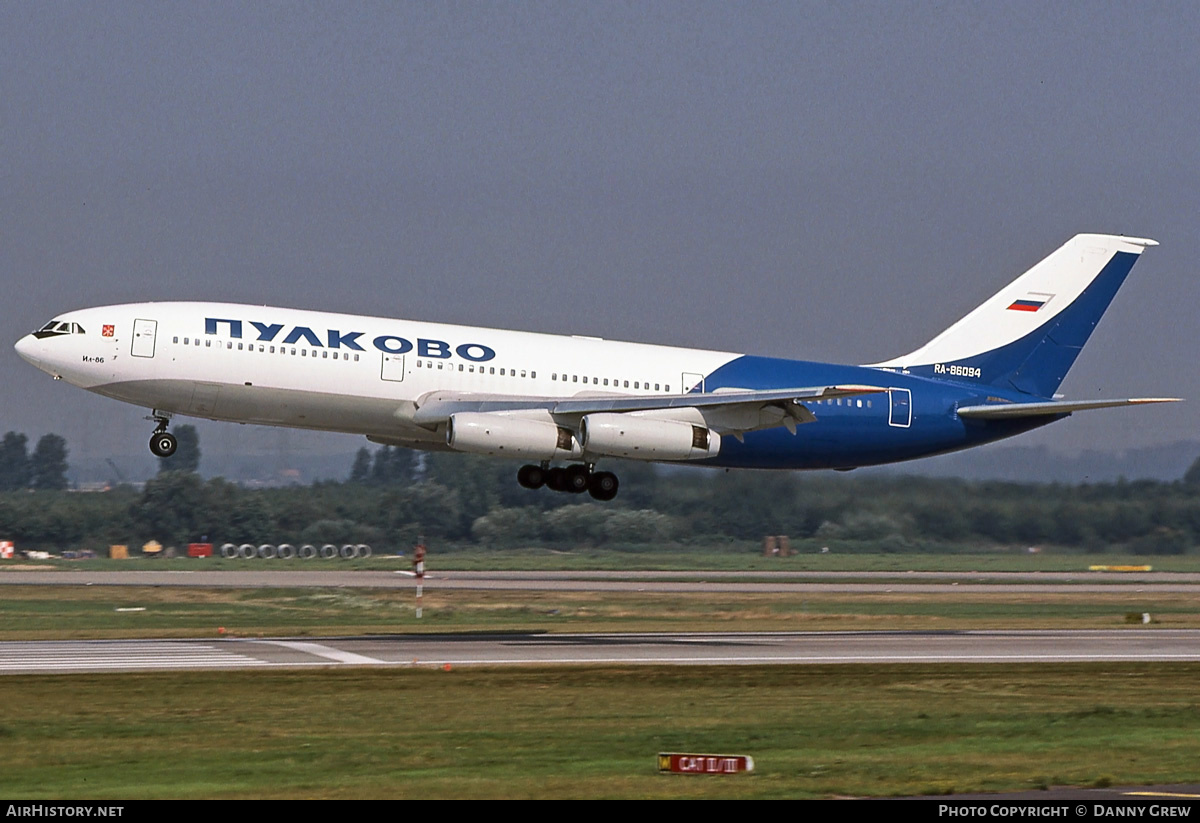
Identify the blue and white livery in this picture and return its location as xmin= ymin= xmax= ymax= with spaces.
xmin=14 ymin=233 xmax=1178 ymax=500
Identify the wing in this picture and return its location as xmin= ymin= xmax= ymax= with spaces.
xmin=957 ymin=397 xmax=1181 ymax=419
xmin=411 ymin=384 xmax=887 ymax=436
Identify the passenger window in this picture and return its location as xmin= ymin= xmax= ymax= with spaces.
xmin=173 ymin=336 xmax=179 ymax=344
xmin=354 ymin=354 xmax=359 ymax=361
xmin=521 ymin=370 xmax=527 ymax=378
xmin=530 ymin=371 xmax=535 ymax=379
xmin=237 ymin=342 xmax=243 ymax=350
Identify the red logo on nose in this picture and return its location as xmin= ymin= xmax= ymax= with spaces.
xmin=102 ymin=325 xmax=115 ymax=337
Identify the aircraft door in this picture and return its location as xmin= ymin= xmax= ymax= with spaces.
xmin=131 ymin=319 xmax=158 ymax=358
xmin=381 ymin=353 xmax=406 ymax=382
xmin=888 ymin=388 xmax=912 ymax=428
xmin=682 ymin=372 xmax=705 ymax=394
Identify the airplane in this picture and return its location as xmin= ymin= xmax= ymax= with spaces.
xmin=14 ymin=233 xmax=1179 ymax=500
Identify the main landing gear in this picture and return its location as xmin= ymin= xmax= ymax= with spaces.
xmin=147 ymin=413 xmax=177 ymax=458
xmin=517 ymin=463 xmax=619 ymax=501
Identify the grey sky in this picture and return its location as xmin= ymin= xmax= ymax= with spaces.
xmin=2 ymin=2 xmax=1197 ymax=474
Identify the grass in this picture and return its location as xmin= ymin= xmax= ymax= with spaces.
xmin=1 ymin=586 xmax=1198 ymax=640
xmin=1 ymin=664 xmax=1197 ymax=798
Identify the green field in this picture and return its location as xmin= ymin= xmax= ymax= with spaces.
xmin=1 ymin=664 xmax=1197 ymax=799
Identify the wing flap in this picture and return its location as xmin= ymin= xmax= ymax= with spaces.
xmin=957 ymin=397 xmax=1180 ymax=419
xmin=411 ymin=384 xmax=886 ymax=432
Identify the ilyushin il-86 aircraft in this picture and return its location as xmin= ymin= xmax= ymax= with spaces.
xmin=15 ymin=233 xmax=1178 ymax=500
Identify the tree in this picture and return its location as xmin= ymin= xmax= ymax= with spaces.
xmin=349 ymin=447 xmax=372 ymax=483
xmin=371 ymin=446 xmax=415 ymax=485
xmin=1184 ymin=455 xmax=1200 ymax=485
xmin=0 ymin=432 xmax=31 ymax=491
xmin=30 ymin=434 xmax=69 ymax=491
xmin=159 ymin=425 xmax=201 ymax=474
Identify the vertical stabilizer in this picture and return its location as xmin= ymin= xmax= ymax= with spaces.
xmin=868 ymin=234 xmax=1157 ymax=397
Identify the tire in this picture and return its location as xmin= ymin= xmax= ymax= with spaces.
xmin=299 ymin=544 xmax=317 ymax=559
xmin=565 ymin=465 xmax=590 ymax=494
xmin=237 ymin=543 xmax=256 ymax=560
xmin=588 ymin=471 xmax=619 ymax=501
xmin=149 ymin=432 xmax=177 ymax=458
xmin=356 ymin=544 xmax=372 ymax=558
xmin=340 ymin=544 xmax=358 ymax=559
xmin=546 ymin=467 xmax=566 ymax=492
xmin=276 ymin=543 xmax=296 ymax=559
xmin=220 ymin=543 xmax=238 ymax=559
xmin=257 ymin=543 xmax=277 ymax=559
xmin=517 ymin=464 xmax=545 ymax=489
xmin=319 ymin=544 xmax=337 ymax=559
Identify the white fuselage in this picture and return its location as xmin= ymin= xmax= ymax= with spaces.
xmin=16 ymin=302 xmax=740 ymax=449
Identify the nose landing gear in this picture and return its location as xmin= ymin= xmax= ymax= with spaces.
xmin=147 ymin=413 xmax=177 ymax=458
xmin=515 ymin=463 xmax=619 ymax=501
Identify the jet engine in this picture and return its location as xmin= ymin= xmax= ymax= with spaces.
xmin=580 ymin=413 xmax=720 ymax=461
xmin=447 ymin=413 xmax=582 ymax=460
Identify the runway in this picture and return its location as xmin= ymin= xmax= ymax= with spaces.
xmin=3 ymin=629 xmax=1199 ymax=675
xmin=4 ymin=568 xmax=1200 ymax=594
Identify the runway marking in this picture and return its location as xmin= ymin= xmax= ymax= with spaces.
xmin=256 ymin=640 xmax=386 ymax=665
xmin=0 ymin=640 xmax=262 ymax=672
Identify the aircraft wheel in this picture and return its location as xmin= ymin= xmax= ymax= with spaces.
xmin=517 ymin=464 xmax=546 ymax=489
xmin=588 ymin=471 xmax=619 ymax=501
xmin=149 ymin=431 xmax=177 ymax=458
xmin=546 ymin=467 xmax=567 ymax=492
xmin=564 ymin=464 xmax=590 ymax=494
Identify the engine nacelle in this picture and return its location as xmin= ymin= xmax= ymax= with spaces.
xmin=447 ymin=413 xmax=582 ymax=460
xmin=580 ymin=413 xmax=720 ymax=461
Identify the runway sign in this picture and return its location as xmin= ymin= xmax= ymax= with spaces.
xmin=658 ymin=753 xmax=754 ymax=775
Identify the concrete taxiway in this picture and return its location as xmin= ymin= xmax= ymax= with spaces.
xmin=2 ymin=629 xmax=1199 ymax=675
xmin=4 ymin=568 xmax=1200 ymax=593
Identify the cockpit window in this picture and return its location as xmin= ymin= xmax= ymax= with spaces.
xmin=33 ymin=319 xmax=84 ymax=339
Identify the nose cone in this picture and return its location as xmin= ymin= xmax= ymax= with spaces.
xmin=14 ymin=333 xmax=38 ymax=365
xmin=14 ymin=333 xmax=54 ymax=377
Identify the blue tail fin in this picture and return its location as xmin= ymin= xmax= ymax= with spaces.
xmin=868 ymin=234 xmax=1157 ymax=398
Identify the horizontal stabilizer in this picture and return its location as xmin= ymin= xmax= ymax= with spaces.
xmin=957 ymin=397 xmax=1180 ymax=419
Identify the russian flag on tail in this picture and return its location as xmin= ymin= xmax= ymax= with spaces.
xmin=1007 ymin=293 xmax=1054 ymax=312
